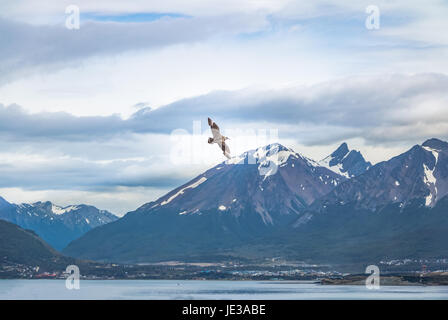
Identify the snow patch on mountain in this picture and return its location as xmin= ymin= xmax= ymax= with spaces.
xmin=319 ymin=159 xmax=351 ymax=178
xmin=51 ymin=204 xmax=79 ymax=215
xmin=423 ymin=163 xmax=437 ymax=206
xmin=423 ymin=164 xmax=437 ymax=185
xmin=423 ymin=146 xmax=440 ymax=163
xmin=422 ymin=145 xmax=440 ymax=207
xmin=161 ymin=176 xmax=207 ymax=206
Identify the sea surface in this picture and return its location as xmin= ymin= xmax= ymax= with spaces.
xmin=0 ymin=280 xmax=448 ymax=300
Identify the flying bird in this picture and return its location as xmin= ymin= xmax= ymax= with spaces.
xmin=207 ymin=117 xmax=231 ymax=159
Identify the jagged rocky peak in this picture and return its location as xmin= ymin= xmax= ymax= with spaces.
xmin=329 ymin=142 xmax=350 ymax=164
xmin=319 ymin=142 xmax=371 ymax=178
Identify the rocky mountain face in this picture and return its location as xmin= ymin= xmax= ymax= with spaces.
xmin=0 ymin=198 xmax=118 ymax=250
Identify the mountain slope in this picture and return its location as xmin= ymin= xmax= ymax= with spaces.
xmin=64 ymin=143 xmax=346 ymax=262
xmin=0 ymin=219 xmax=73 ymax=269
xmin=319 ymin=142 xmax=371 ymax=178
xmin=0 ymin=199 xmax=118 ymax=250
xmin=245 ymin=196 xmax=448 ymax=266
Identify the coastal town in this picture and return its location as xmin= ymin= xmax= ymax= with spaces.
xmin=3 ymin=258 xmax=448 ymax=285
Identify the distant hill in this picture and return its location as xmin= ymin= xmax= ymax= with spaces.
xmin=0 ymin=219 xmax=74 ymax=270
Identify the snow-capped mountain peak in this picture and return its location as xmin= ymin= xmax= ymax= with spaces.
xmin=226 ymin=143 xmax=315 ymax=178
xmin=227 ymin=143 xmax=296 ymax=164
xmin=142 ymin=142 xmax=347 ymax=227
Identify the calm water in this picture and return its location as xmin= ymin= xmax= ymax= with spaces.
xmin=0 ymin=280 xmax=448 ymax=299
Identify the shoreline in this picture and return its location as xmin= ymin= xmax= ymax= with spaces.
xmin=1 ymin=277 xmax=448 ymax=286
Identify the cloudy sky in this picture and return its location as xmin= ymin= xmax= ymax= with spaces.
xmin=1 ymin=0 xmax=447 ymax=215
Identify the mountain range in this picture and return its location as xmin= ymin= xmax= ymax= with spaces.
xmin=314 ymin=138 xmax=447 ymax=210
xmin=274 ymin=138 xmax=448 ymax=264
xmin=63 ymin=141 xmax=378 ymax=263
xmin=4 ymin=138 xmax=447 ymax=267
xmin=0 ymin=198 xmax=117 ymax=250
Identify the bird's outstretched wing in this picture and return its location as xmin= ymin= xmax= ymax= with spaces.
xmin=208 ymin=117 xmax=222 ymax=140
xmin=218 ymin=141 xmax=231 ymax=159
xmin=208 ymin=117 xmax=219 ymax=130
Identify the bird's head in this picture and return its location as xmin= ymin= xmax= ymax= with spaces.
xmin=207 ymin=137 xmax=214 ymax=144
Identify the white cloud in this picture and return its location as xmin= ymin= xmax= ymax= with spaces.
xmin=0 ymin=73 xmax=447 ymax=212
xmin=1 ymin=1 xmax=448 ymax=214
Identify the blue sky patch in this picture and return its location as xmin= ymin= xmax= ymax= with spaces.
xmin=81 ymin=12 xmax=190 ymax=23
